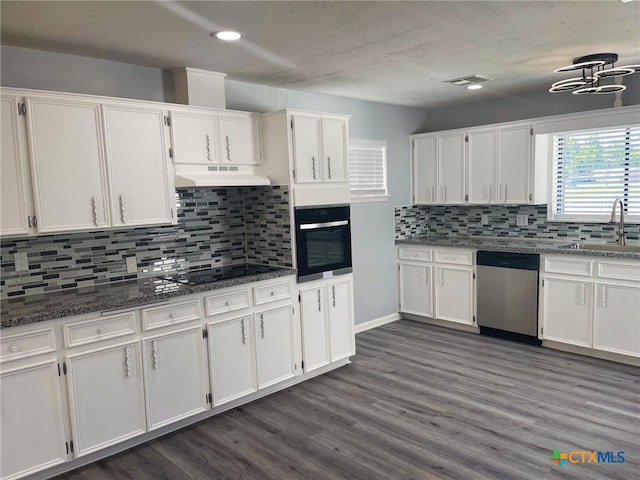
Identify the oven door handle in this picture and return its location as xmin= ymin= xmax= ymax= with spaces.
xmin=299 ymin=220 xmax=348 ymax=230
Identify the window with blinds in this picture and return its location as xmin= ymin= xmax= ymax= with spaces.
xmin=348 ymin=140 xmax=388 ymax=200
xmin=550 ymin=125 xmax=640 ymax=222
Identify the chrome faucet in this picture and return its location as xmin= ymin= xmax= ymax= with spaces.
xmin=610 ymin=198 xmax=626 ymax=246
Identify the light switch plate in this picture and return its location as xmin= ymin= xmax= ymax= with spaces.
xmin=516 ymin=214 xmax=528 ymax=226
xmin=14 ymin=252 xmax=28 ymax=272
xmin=126 ymin=256 xmax=137 ymax=274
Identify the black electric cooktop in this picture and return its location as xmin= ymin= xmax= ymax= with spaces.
xmin=161 ymin=264 xmax=282 ymax=286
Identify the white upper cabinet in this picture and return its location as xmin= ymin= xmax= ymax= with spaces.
xmin=292 ymin=115 xmax=322 ymax=183
xmin=103 ymin=104 xmax=175 ymax=227
xmin=170 ymin=110 xmax=218 ymax=164
xmin=467 ymin=129 xmax=497 ymax=204
xmin=411 ymin=122 xmax=538 ymax=206
xmin=25 ymin=96 xmax=110 ymax=233
xmin=321 ymin=117 xmax=348 ymax=183
xmin=497 ymin=124 xmax=532 ymax=204
xmin=217 ymin=115 xmax=260 ymax=165
xmin=438 ymin=133 xmax=466 ymax=204
xmin=412 ymin=136 xmax=438 ymax=204
xmin=0 ymin=94 xmax=34 ymax=236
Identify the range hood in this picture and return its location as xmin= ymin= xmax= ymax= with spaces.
xmin=175 ymin=165 xmax=271 ymax=187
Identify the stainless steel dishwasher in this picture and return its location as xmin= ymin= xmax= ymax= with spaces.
xmin=476 ymin=251 xmax=541 ymax=345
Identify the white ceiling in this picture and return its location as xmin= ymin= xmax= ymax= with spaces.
xmin=1 ymin=1 xmax=639 ymax=109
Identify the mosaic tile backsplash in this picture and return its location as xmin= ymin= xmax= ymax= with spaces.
xmin=395 ymin=204 xmax=640 ymax=241
xmin=1 ymin=186 xmax=292 ymax=298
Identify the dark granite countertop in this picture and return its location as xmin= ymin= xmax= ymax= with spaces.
xmin=1 ymin=265 xmax=297 ymax=329
xmin=396 ymin=235 xmax=640 ymax=260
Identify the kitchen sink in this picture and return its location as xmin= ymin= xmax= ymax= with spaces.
xmin=559 ymin=242 xmax=640 ymax=253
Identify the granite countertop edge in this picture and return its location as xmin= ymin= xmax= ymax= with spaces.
xmin=1 ymin=267 xmax=297 ymax=329
xmin=395 ymin=236 xmax=640 ymax=260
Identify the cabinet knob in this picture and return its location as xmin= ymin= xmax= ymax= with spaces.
xmin=169 ymin=312 xmax=177 ymax=319
xmin=10 ymin=343 xmax=19 ymax=353
xmin=225 ymin=300 xmax=230 ymax=307
xmin=99 ymin=326 xmax=107 ymax=334
xmin=270 ymin=291 xmax=275 ymax=296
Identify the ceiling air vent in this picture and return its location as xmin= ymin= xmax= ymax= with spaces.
xmin=444 ymin=75 xmax=491 ymax=87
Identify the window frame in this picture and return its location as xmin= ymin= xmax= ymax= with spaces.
xmin=547 ymin=124 xmax=639 ymax=224
xmin=348 ymin=139 xmax=389 ymax=203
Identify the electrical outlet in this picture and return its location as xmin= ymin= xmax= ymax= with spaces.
xmin=14 ymin=252 xmax=28 ymax=272
xmin=126 ymin=256 xmax=137 ymax=274
xmin=481 ymin=214 xmax=489 ymax=225
xmin=516 ymin=214 xmax=528 ymax=226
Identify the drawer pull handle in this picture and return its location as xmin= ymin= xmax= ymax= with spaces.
xmin=270 ymin=291 xmax=275 ymax=296
xmin=99 ymin=326 xmax=107 ymax=334
xmin=225 ymin=300 xmax=230 ymax=307
xmin=169 ymin=312 xmax=177 ymax=320
xmin=10 ymin=344 xmax=19 ymax=353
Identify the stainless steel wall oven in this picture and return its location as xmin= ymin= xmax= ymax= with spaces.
xmin=294 ymin=205 xmax=352 ymax=282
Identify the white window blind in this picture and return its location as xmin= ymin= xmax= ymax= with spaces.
xmin=348 ymin=140 xmax=388 ymax=199
xmin=551 ymin=125 xmax=640 ymax=222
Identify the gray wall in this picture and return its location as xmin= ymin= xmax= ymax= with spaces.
xmin=0 ymin=45 xmax=427 ymax=326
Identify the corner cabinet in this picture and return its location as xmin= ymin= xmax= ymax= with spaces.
xmin=412 ymin=121 xmax=543 ymax=206
xmin=261 ymin=109 xmax=350 ymax=206
xmin=398 ymin=246 xmax=476 ymax=327
xmin=540 ymin=255 xmax=640 ymax=358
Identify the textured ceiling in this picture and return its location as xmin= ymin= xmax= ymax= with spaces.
xmin=1 ymin=1 xmax=639 ymax=108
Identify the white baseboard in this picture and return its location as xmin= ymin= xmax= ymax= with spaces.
xmin=354 ymin=313 xmax=401 ymax=333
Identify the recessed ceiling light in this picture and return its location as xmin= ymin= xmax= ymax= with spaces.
xmin=467 ymin=84 xmax=483 ymax=90
xmin=213 ymin=31 xmax=243 ymax=41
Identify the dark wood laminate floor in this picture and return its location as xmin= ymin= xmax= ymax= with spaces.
xmin=56 ymin=320 xmax=640 ymax=480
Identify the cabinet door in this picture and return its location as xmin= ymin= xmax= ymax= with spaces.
xmin=1 ymin=95 xmax=33 ymax=236
xmin=207 ymin=315 xmax=257 ymax=406
xmin=412 ymin=136 xmax=437 ymax=204
xmin=66 ymin=341 xmax=146 ymax=456
xmin=218 ymin=115 xmax=260 ymax=165
xmin=497 ymin=124 xmax=531 ymax=204
xmin=292 ymin=115 xmax=322 ymax=183
xmin=142 ymin=326 xmax=208 ymax=430
xmin=1 ymin=360 xmax=67 ymax=480
xmin=399 ymin=262 xmax=433 ymax=318
xmin=328 ymin=278 xmax=355 ymax=361
xmin=299 ymin=285 xmax=331 ymax=372
xmin=321 ymin=118 xmax=347 ymax=183
xmin=255 ymin=306 xmax=297 ymax=388
xmin=170 ymin=111 xmax=217 ymax=164
xmin=434 ymin=266 xmax=474 ymax=325
xmin=467 ymin=129 xmax=497 ymax=204
xmin=103 ymin=104 xmax=174 ymax=227
xmin=26 ymin=97 xmax=110 ymax=233
xmin=541 ymin=277 xmax=592 ymax=347
xmin=593 ymin=283 xmax=640 ymax=357
xmin=438 ymin=133 xmax=466 ymax=204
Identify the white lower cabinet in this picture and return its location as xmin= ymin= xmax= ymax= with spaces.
xmin=540 ymin=255 xmax=640 ymax=359
xmin=434 ymin=266 xmax=475 ymax=325
xmin=299 ymin=275 xmax=355 ymax=373
xmin=398 ymin=247 xmax=475 ymax=327
xmin=141 ymin=326 xmax=208 ymax=429
xmin=207 ymin=315 xmax=257 ymax=406
xmin=66 ymin=340 xmax=146 ymax=457
xmin=593 ymin=282 xmax=640 ymax=357
xmin=0 ymin=359 xmax=67 ymax=480
xmin=541 ymin=277 xmax=592 ymax=347
xmin=255 ymin=305 xmax=298 ymax=388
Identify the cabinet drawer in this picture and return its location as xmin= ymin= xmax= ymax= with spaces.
xmin=205 ymin=289 xmax=251 ymax=316
xmin=398 ymin=247 xmax=433 ymax=262
xmin=254 ymin=281 xmax=292 ymax=306
xmin=141 ymin=300 xmax=202 ymax=331
xmin=0 ymin=328 xmax=56 ymax=363
xmin=434 ymin=249 xmax=473 ymax=265
xmin=597 ymin=260 xmax=640 ymax=282
xmin=64 ymin=312 xmax=137 ymax=348
xmin=544 ymin=257 xmax=592 ymax=277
